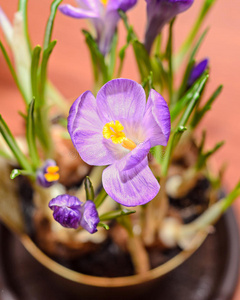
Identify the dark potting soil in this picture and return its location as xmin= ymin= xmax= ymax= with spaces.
xmin=16 ymin=174 xmax=210 ymax=278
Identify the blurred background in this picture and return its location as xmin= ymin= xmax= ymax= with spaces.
xmin=0 ymin=0 xmax=240 ymax=298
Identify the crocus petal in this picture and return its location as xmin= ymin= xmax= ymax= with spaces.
xmin=68 ymin=91 xmax=125 ymax=165
xmin=79 ymin=200 xmax=100 ymax=234
xmin=75 ymin=0 xmax=103 ymax=13
xmin=107 ymin=0 xmax=137 ymax=12
xmin=187 ymin=58 xmax=209 ymax=87
xmin=142 ymin=89 xmax=171 ymax=147
xmin=122 ymin=140 xmax=151 ymax=171
xmin=102 ymin=157 xmax=160 ymax=206
xmin=59 ymin=4 xmax=100 ymax=19
xmin=144 ymin=0 xmax=194 ymax=53
xmin=49 ymin=195 xmax=83 ymax=229
xmin=96 ymin=79 xmax=146 ymax=124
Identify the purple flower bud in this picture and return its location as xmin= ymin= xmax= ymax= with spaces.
xmin=144 ymin=0 xmax=194 ymax=53
xmin=79 ymin=200 xmax=100 ymax=234
xmin=187 ymin=58 xmax=209 ymax=87
xmin=49 ymin=195 xmax=100 ymax=233
xmin=36 ymin=159 xmax=59 ymax=188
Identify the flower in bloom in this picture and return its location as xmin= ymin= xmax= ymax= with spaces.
xmin=68 ymin=79 xmax=171 ymax=207
xmin=144 ymin=0 xmax=194 ymax=53
xmin=187 ymin=58 xmax=209 ymax=87
xmin=59 ymin=0 xmax=137 ymax=56
xmin=36 ymin=159 xmax=60 ymax=188
xmin=49 ymin=195 xmax=99 ymax=233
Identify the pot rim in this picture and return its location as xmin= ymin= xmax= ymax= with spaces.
xmin=19 ymin=229 xmax=207 ymax=288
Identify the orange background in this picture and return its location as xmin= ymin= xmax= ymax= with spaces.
xmin=0 ymin=0 xmax=240 ymax=298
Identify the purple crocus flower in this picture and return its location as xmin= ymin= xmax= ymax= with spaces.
xmin=36 ymin=159 xmax=59 ymax=188
xmin=59 ymin=0 xmax=137 ymax=56
xmin=49 ymin=195 xmax=99 ymax=233
xmin=68 ymin=78 xmax=171 ymax=207
xmin=144 ymin=0 xmax=194 ymax=53
xmin=187 ymin=58 xmax=209 ymax=87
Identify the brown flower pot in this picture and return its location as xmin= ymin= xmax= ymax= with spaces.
xmin=0 ymin=208 xmax=239 ymax=300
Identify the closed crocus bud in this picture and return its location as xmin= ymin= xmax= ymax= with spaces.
xmin=187 ymin=58 xmax=209 ymax=87
xmin=79 ymin=200 xmax=100 ymax=234
xmin=144 ymin=0 xmax=194 ymax=53
xmin=36 ymin=159 xmax=59 ymax=188
xmin=49 ymin=195 xmax=100 ymax=233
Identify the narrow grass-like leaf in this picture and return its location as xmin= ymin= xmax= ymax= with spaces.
xmin=99 ymin=209 xmax=136 ymax=222
xmin=108 ymin=31 xmax=118 ymax=78
xmin=178 ymin=29 xmax=208 ymax=99
xmin=162 ymin=74 xmax=209 ymax=176
xmin=0 ymin=41 xmax=29 ymax=105
xmin=133 ymin=40 xmax=152 ymax=82
xmin=43 ymin=0 xmax=62 ymax=50
xmin=26 ymin=99 xmax=40 ymax=169
xmin=18 ymin=0 xmax=31 ymax=52
xmin=38 ymin=40 xmax=57 ymax=107
xmin=196 ymin=141 xmax=224 ymax=170
xmin=0 ymin=115 xmax=32 ymax=172
xmin=31 ymin=45 xmax=41 ymax=99
xmin=10 ymin=168 xmax=35 ymax=179
xmin=191 ymin=85 xmax=223 ymax=128
xmin=84 ymin=176 xmax=95 ymax=201
xmin=175 ymin=0 xmax=217 ymax=68
xmin=94 ymin=188 xmax=108 ymax=208
xmin=171 ymin=72 xmax=208 ymax=122
xmin=83 ymin=30 xmax=109 ymax=84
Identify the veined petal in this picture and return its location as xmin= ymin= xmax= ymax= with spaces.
xmin=96 ymin=79 xmax=146 ymax=124
xmin=142 ymin=89 xmax=171 ymax=147
xmin=68 ymin=91 xmax=124 ymax=165
xmin=72 ymin=130 xmax=125 ymax=165
xmin=59 ymin=4 xmax=100 ymax=19
xmin=103 ymin=157 xmax=160 ymax=206
xmin=75 ymin=0 xmax=103 ymax=13
xmin=122 ymin=140 xmax=151 ymax=171
xmin=68 ymin=91 xmax=103 ymax=138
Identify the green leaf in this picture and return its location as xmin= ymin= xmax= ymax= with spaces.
xmin=0 ymin=115 xmax=32 ymax=172
xmin=162 ymin=74 xmax=209 ymax=176
xmin=94 ymin=188 xmax=108 ymax=208
xmin=175 ymin=0 xmax=218 ymax=68
xmin=108 ymin=30 xmax=118 ymax=78
xmin=82 ymin=30 xmax=109 ymax=85
xmin=38 ymin=40 xmax=57 ymax=107
xmin=10 ymin=168 xmax=35 ymax=179
xmin=171 ymin=72 xmax=208 ymax=122
xmin=43 ymin=0 xmax=62 ymax=50
xmin=84 ymin=176 xmax=95 ymax=201
xmin=132 ymin=40 xmax=152 ymax=81
xmin=98 ymin=223 xmax=110 ymax=230
xmin=26 ymin=99 xmax=40 ymax=169
xmin=31 ymin=45 xmax=41 ymax=99
xmin=191 ymin=85 xmax=223 ymax=128
xmin=178 ymin=29 xmax=208 ymax=99
xmin=0 ymin=41 xmax=29 ymax=105
xmin=222 ymin=181 xmax=240 ymax=212
xmin=18 ymin=0 xmax=31 ymax=52
xmin=99 ymin=209 xmax=136 ymax=222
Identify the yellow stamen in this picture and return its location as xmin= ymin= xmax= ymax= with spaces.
xmin=44 ymin=165 xmax=60 ymax=182
xmin=101 ymin=0 xmax=108 ymax=5
xmin=102 ymin=120 xmax=136 ymax=151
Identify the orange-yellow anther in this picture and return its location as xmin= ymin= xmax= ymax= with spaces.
xmin=101 ymin=0 xmax=108 ymax=5
xmin=102 ymin=120 xmax=136 ymax=151
xmin=44 ymin=166 xmax=60 ymax=182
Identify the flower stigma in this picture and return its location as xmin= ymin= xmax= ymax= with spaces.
xmin=44 ymin=166 xmax=60 ymax=182
xmin=102 ymin=120 xmax=136 ymax=151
